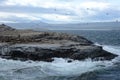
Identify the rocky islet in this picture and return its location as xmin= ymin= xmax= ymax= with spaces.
xmin=0 ymin=24 xmax=118 ymax=62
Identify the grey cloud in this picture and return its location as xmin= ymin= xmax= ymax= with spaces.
xmin=0 ymin=16 xmax=34 ymax=22
xmin=89 ymin=9 xmax=120 ymax=21
xmin=0 ymin=6 xmax=75 ymax=15
xmin=0 ymin=0 xmax=120 ymax=23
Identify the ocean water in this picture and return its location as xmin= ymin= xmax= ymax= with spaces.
xmin=0 ymin=30 xmax=120 ymax=80
xmin=55 ymin=30 xmax=120 ymax=46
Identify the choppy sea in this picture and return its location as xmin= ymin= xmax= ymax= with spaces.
xmin=0 ymin=30 xmax=120 ymax=80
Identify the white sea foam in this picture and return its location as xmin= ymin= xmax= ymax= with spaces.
xmin=0 ymin=45 xmax=119 ymax=80
xmin=103 ymin=45 xmax=120 ymax=55
xmin=94 ymin=42 xmax=120 ymax=55
xmin=0 ymin=58 xmax=114 ymax=80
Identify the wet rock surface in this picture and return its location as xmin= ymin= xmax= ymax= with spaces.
xmin=0 ymin=24 xmax=118 ymax=62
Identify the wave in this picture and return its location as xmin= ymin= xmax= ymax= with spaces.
xmin=0 ymin=58 xmax=114 ymax=80
xmin=103 ymin=45 xmax=120 ymax=55
xmin=0 ymin=45 xmax=120 ymax=80
xmin=94 ymin=42 xmax=120 ymax=55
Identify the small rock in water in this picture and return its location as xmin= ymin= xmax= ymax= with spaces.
xmin=67 ymin=60 xmax=72 ymax=63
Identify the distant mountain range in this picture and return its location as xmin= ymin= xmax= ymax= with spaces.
xmin=6 ymin=21 xmax=120 ymax=30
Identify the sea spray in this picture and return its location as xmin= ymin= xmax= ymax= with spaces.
xmin=0 ymin=57 xmax=115 ymax=80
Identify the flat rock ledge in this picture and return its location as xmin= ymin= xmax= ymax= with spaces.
xmin=0 ymin=24 xmax=118 ymax=62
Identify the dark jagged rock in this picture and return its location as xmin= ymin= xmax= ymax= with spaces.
xmin=0 ymin=24 xmax=15 ymax=31
xmin=0 ymin=43 xmax=117 ymax=62
xmin=0 ymin=25 xmax=118 ymax=62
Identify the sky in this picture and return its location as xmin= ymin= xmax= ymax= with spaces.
xmin=0 ymin=0 xmax=120 ymax=23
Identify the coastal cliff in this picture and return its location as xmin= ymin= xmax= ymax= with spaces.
xmin=0 ymin=24 xmax=118 ymax=62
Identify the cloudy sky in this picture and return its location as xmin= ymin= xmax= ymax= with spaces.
xmin=0 ymin=0 xmax=120 ymax=23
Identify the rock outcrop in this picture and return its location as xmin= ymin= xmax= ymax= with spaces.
xmin=0 ymin=24 xmax=118 ymax=62
xmin=0 ymin=24 xmax=15 ymax=31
